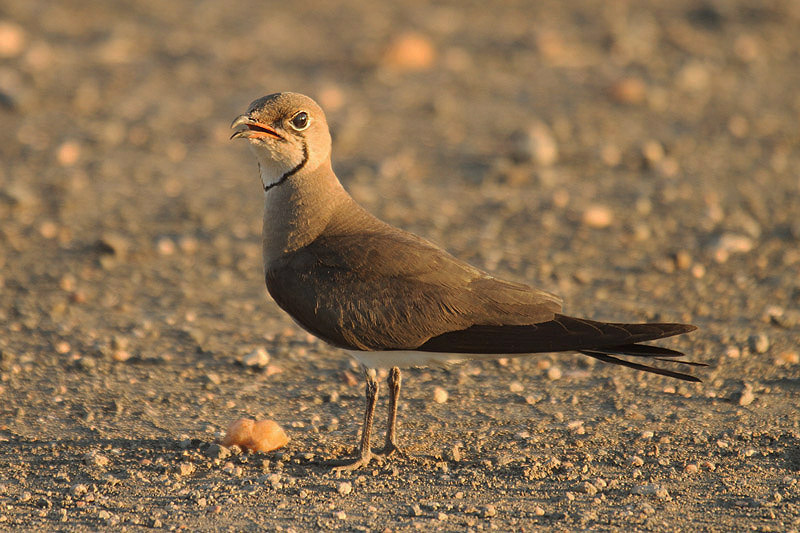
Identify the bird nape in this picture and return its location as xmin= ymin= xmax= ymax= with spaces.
xmin=231 ymin=92 xmax=703 ymax=471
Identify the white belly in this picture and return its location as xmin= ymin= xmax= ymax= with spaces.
xmin=347 ymin=350 xmax=515 ymax=369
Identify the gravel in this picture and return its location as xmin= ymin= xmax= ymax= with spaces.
xmin=2 ymin=0 xmax=799 ymax=531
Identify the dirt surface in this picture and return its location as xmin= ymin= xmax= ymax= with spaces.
xmin=1 ymin=0 xmax=799 ymax=530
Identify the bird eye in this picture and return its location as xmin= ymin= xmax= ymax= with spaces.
xmin=290 ymin=111 xmax=309 ymax=131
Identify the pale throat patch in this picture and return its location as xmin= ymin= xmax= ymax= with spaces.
xmin=249 ymin=144 xmax=301 ymax=191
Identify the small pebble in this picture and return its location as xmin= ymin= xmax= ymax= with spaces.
xmin=205 ymin=443 xmax=231 ymax=460
xmin=334 ymin=510 xmax=347 ymax=520
xmin=579 ymin=481 xmax=598 ymax=496
xmin=83 ymin=451 xmax=109 ymax=467
xmin=775 ymin=351 xmax=799 ymax=366
xmin=547 ymin=366 xmax=562 ymax=381
xmin=112 ymin=350 xmax=132 ymax=362
xmin=56 ymin=141 xmax=81 ymax=166
xmin=534 ymin=506 xmax=545 ymax=516
xmin=674 ymin=250 xmax=692 ymax=270
xmin=483 ymin=505 xmax=497 ymax=518
xmin=510 ymin=122 xmax=558 ymax=166
xmin=710 ymin=233 xmax=754 ymax=263
xmin=39 ymin=220 xmax=59 ymax=239
xmin=433 ymin=387 xmax=448 ymax=404
xmin=242 ymin=347 xmax=270 ymax=368
xmin=451 ymin=444 xmax=463 ymax=462
xmin=265 ymin=365 xmax=283 ymax=376
xmin=684 ymin=463 xmax=699 ymax=474
xmin=630 ymin=456 xmax=644 ymax=467
xmin=0 ymin=21 xmax=26 ymax=58
xmin=633 ymin=484 xmax=668 ymax=498
xmin=156 ymin=236 xmax=176 ymax=255
xmin=609 ymin=77 xmax=646 ymax=105
xmin=177 ymin=463 xmax=195 ymax=476
xmin=337 ymin=481 xmax=352 ymax=495
xmin=222 ymin=418 xmax=289 ymax=452
xmin=748 ymin=334 xmax=769 ymax=354
xmin=97 ymin=232 xmax=130 ymax=260
xmin=737 ymin=384 xmax=755 ymax=406
xmin=55 ymin=341 xmax=71 ymax=354
xmin=326 ymin=391 xmax=340 ymax=403
xmin=642 ymin=140 xmax=664 ymax=165
xmin=509 ymin=381 xmax=524 ymax=393
xmin=582 ymin=205 xmax=613 ymax=229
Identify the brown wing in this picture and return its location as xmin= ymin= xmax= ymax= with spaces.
xmin=265 ymin=228 xmax=562 ymax=351
xmin=417 ymin=315 xmax=695 ymax=353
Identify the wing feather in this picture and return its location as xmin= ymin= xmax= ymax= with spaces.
xmin=266 ymin=229 xmax=561 ymax=350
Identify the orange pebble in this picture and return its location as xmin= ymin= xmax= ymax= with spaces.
xmin=222 ymin=418 xmax=254 ymax=448
xmin=248 ymin=420 xmax=289 ymax=452
xmin=221 ymin=418 xmax=289 ymax=453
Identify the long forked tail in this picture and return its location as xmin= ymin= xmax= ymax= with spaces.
xmin=572 ymin=319 xmax=705 ymax=382
xmin=417 ymin=314 xmax=704 ymax=381
xmin=579 ymin=343 xmax=706 ymax=382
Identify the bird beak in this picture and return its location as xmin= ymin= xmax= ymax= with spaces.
xmin=230 ymin=114 xmax=283 ymax=140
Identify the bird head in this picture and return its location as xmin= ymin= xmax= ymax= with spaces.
xmin=231 ymin=92 xmax=332 ymax=191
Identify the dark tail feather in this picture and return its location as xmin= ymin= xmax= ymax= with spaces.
xmin=588 ymin=344 xmax=708 ymax=367
xmin=596 ymin=343 xmax=686 ymax=358
xmin=579 ymin=348 xmax=703 ymax=382
xmin=653 ymin=357 xmax=708 ymax=367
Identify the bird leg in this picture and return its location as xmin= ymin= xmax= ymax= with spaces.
xmin=376 ymin=366 xmax=408 ymax=458
xmin=333 ymin=367 xmax=379 ymax=472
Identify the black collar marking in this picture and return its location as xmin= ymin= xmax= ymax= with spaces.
xmin=264 ymin=141 xmax=309 ymax=192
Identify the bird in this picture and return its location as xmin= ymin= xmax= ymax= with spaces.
xmin=230 ymin=92 xmax=703 ymax=471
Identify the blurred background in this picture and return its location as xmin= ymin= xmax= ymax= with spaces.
xmin=1 ymin=1 xmax=799 ymax=529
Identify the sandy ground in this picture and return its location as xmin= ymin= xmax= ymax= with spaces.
xmin=1 ymin=0 xmax=799 ymax=530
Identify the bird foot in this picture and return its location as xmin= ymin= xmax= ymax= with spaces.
xmin=375 ymin=442 xmax=408 ymax=459
xmin=331 ymin=452 xmax=377 ymax=473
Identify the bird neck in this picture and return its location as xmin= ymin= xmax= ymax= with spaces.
xmin=261 ymin=160 xmax=351 ymax=264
